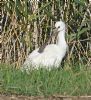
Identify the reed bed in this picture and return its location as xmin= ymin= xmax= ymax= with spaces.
xmin=0 ymin=0 xmax=91 ymax=67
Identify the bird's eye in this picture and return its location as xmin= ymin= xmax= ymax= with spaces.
xmin=58 ymin=26 xmax=60 ymax=28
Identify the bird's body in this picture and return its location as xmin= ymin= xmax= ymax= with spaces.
xmin=21 ymin=20 xmax=68 ymax=71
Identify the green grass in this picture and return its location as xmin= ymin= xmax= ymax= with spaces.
xmin=0 ymin=63 xmax=91 ymax=96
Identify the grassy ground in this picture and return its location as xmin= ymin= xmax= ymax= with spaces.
xmin=0 ymin=63 xmax=91 ymax=96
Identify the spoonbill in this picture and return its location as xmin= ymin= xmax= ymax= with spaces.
xmin=21 ymin=20 xmax=68 ymax=72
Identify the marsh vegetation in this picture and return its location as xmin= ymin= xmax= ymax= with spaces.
xmin=0 ymin=0 xmax=91 ymax=96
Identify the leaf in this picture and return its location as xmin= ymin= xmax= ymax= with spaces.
xmin=74 ymin=0 xmax=85 ymax=6
xmin=77 ymin=27 xmax=91 ymax=38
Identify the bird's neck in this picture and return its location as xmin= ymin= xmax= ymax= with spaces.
xmin=57 ymin=30 xmax=66 ymax=46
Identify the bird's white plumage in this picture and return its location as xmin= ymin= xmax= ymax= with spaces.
xmin=21 ymin=20 xmax=68 ymax=71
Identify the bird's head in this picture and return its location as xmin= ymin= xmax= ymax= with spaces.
xmin=54 ymin=20 xmax=65 ymax=33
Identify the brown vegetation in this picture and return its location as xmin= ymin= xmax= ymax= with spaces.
xmin=0 ymin=0 xmax=91 ymax=67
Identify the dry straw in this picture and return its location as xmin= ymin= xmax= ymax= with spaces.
xmin=1 ymin=0 xmax=91 ymax=67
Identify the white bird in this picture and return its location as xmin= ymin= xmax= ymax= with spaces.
xmin=21 ymin=20 xmax=68 ymax=72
